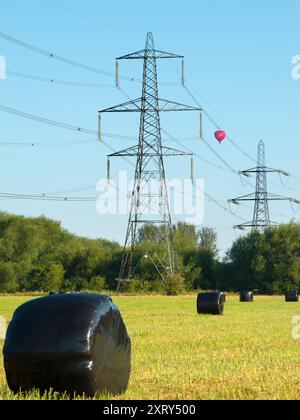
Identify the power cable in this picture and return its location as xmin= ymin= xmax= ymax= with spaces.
xmin=7 ymin=70 xmax=114 ymax=88
xmin=0 ymin=31 xmax=179 ymax=86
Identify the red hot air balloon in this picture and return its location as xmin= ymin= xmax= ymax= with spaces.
xmin=214 ymin=130 xmax=226 ymax=144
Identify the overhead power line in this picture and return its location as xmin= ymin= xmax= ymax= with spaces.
xmin=7 ymin=70 xmax=114 ymax=88
xmin=0 ymin=192 xmax=98 ymax=202
xmin=0 ymin=107 xmax=245 ymax=224
xmin=117 ymin=87 xmax=239 ymax=175
xmin=44 ymin=0 xmax=108 ymax=26
xmin=0 ymin=104 xmax=205 ymax=143
xmin=0 ymin=31 xmax=179 ymax=86
xmin=0 ymin=95 xmax=284 ymax=225
xmin=183 ymin=83 xmax=257 ymax=162
xmin=1 ymin=22 xmax=296 ymax=231
xmin=0 ymin=103 xmax=138 ymax=167
xmin=0 ymin=103 xmax=96 ymax=134
xmin=0 ymin=139 xmax=98 ymax=147
xmin=0 ymin=93 xmax=275 ymax=224
xmin=0 ymin=31 xmax=118 ymax=78
xmin=156 ymin=49 xmax=257 ymax=166
xmin=181 ymin=82 xmax=300 ymax=192
xmin=184 ymin=82 xmax=257 ymax=163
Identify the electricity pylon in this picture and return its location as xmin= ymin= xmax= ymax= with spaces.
xmin=99 ymin=33 xmax=200 ymax=290
xmin=229 ymin=140 xmax=299 ymax=232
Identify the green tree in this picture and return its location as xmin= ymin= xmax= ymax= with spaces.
xmin=0 ymin=262 xmax=17 ymax=292
xmin=89 ymin=276 xmax=107 ymax=291
xmin=225 ymin=231 xmax=264 ymax=291
xmin=42 ymin=264 xmax=64 ymax=292
xmin=225 ymin=224 xmax=300 ymax=293
xmin=260 ymin=224 xmax=300 ymax=293
xmin=197 ymin=227 xmax=218 ymax=257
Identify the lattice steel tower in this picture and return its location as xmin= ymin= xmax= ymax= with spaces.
xmin=229 ymin=140 xmax=297 ymax=232
xmin=99 ymin=33 xmax=200 ymax=290
xmin=251 ymin=140 xmax=270 ymax=230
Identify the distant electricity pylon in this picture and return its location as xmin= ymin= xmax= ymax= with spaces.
xmin=99 ymin=33 xmax=200 ymax=290
xmin=229 ymin=140 xmax=300 ymax=232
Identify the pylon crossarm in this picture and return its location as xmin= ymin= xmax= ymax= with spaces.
xmin=234 ymin=221 xmax=279 ymax=230
xmin=158 ymin=98 xmax=201 ymax=112
xmin=241 ymin=167 xmax=289 ymax=175
xmin=229 ymin=193 xmax=256 ymax=203
xmin=100 ymin=98 xmax=200 ymax=113
xmin=117 ymin=49 xmax=184 ymax=61
xmin=117 ymin=49 xmax=147 ymax=60
xmin=108 ymin=136 xmax=169 ymax=157
xmin=233 ymin=223 xmax=249 ymax=231
xmin=267 ymin=195 xmax=300 ymax=204
xmin=265 ymin=167 xmax=289 ymax=175
xmin=162 ymin=146 xmax=193 ymax=156
xmin=108 ymin=145 xmax=139 ymax=157
xmin=153 ymin=50 xmax=184 ymax=59
xmin=267 ymin=193 xmax=296 ymax=201
xmin=100 ymin=98 xmax=142 ymax=113
xmin=230 ymin=192 xmax=298 ymax=203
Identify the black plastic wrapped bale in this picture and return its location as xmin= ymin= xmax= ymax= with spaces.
xmin=3 ymin=293 xmax=131 ymax=396
xmin=220 ymin=292 xmax=226 ymax=303
xmin=285 ymin=291 xmax=299 ymax=302
xmin=240 ymin=291 xmax=254 ymax=302
xmin=197 ymin=292 xmax=225 ymax=315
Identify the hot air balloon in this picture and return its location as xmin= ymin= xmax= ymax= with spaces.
xmin=214 ymin=130 xmax=226 ymax=144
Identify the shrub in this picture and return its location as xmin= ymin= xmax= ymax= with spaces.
xmin=89 ymin=276 xmax=107 ymax=291
xmin=165 ymin=274 xmax=186 ymax=296
xmin=42 ymin=264 xmax=64 ymax=292
xmin=123 ymin=279 xmax=152 ymax=294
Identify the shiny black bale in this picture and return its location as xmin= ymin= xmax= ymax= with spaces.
xmin=3 ymin=293 xmax=131 ymax=396
xmin=240 ymin=291 xmax=254 ymax=302
xmin=197 ymin=292 xmax=225 ymax=315
xmin=285 ymin=291 xmax=299 ymax=302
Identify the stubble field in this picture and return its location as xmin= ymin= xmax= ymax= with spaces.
xmin=0 ymin=294 xmax=300 ymax=400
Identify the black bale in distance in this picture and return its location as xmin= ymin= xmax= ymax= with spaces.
xmin=197 ymin=292 xmax=225 ymax=315
xmin=240 ymin=291 xmax=254 ymax=302
xmin=3 ymin=293 xmax=131 ymax=396
xmin=220 ymin=292 xmax=226 ymax=303
xmin=285 ymin=291 xmax=299 ymax=302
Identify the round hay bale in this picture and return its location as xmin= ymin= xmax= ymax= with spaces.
xmin=285 ymin=291 xmax=299 ymax=302
xmin=197 ymin=292 xmax=225 ymax=315
xmin=240 ymin=291 xmax=254 ymax=302
xmin=220 ymin=291 xmax=226 ymax=303
xmin=3 ymin=293 xmax=131 ymax=396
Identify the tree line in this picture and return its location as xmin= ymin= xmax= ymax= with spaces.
xmin=0 ymin=212 xmax=298 ymax=294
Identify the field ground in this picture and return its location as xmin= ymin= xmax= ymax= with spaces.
xmin=1 ymin=295 xmax=300 ymax=400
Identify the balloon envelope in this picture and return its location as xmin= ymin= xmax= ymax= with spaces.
xmin=214 ymin=130 xmax=226 ymax=143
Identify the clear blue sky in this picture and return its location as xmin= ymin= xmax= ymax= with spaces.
xmin=0 ymin=0 xmax=300 ymax=256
